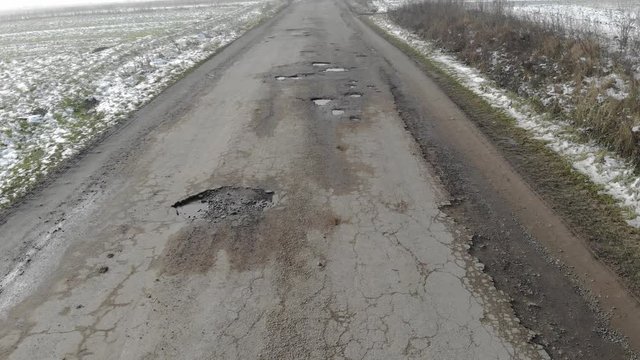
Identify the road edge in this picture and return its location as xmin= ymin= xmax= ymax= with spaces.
xmin=360 ymin=14 xmax=640 ymax=357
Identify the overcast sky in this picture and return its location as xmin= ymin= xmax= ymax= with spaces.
xmin=0 ymin=0 xmax=148 ymax=11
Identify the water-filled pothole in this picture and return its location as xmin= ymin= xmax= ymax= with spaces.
xmin=345 ymin=92 xmax=362 ymax=98
xmin=312 ymin=62 xmax=331 ymax=67
xmin=324 ymin=67 xmax=348 ymax=72
xmin=312 ymin=98 xmax=332 ymax=106
xmin=275 ymin=73 xmax=314 ymax=81
xmin=172 ymin=186 xmax=273 ymax=221
xmin=332 ymin=109 xmax=345 ymax=116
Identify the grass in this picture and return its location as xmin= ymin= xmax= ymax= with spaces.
xmin=1 ymin=94 xmax=103 ymax=205
xmin=388 ymin=0 xmax=640 ymax=166
xmin=363 ymin=16 xmax=640 ymax=298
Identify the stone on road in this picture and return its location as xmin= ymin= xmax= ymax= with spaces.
xmin=0 ymin=0 xmax=547 ymax=358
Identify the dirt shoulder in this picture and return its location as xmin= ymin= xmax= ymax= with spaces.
xmin=359 ymin=14 xmax=640 ymax=359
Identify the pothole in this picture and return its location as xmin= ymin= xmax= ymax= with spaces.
xmin=275 ymin=73 xmax=314 ymax=81
xmin=324 ymin=67 xmax=348 ymax=72
xmin=172 ymin=186 xmax=274 ymax=221
xmin=345 ymin=92 xmax=362 ymax=98
xmin=275 ymin=75 xmax=301 ymax=81
xmin=349 ymin=115 xmax=360 ymax=121
xmin=312 ymin=98 xmax=332 ymax=106
xmin=332 ymin=109 xmax=345 ymax=116
xmin=312 ymin=62 xmax=331 ymax=67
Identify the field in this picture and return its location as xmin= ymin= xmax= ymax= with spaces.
xmin=375 ymin=0 xmax=640 ymax=42
xmin=509 ymin=1 xmax=640 ymax=46
xmin=0 ymin=0 xmax=279 ymax=207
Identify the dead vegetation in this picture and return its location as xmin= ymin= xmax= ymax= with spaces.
xmin=389 ymin=0 xmax=640 ymax=164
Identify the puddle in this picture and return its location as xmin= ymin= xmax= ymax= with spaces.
xmin=332 ymin=109 xmax=345 ymax=116
xmin=276 ymin=74 xmax=307 ymax=81
xmin=312 ymin=62 xmax=331 ymax=67
xmin=312 ymin=98 xmax=332 ymax=106
xmin=276 ymin=75 xmax=299 ymax=81
xmin=172 ymin=186 xmax=273 ymax=221
xmin=324 ymin=67 xmax=348 ymax=72
xmin=276 ymin=73 xmax=315 ymax=81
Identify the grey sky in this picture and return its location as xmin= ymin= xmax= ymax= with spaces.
xmin=0 ymin=0 xmax=148 ymax=11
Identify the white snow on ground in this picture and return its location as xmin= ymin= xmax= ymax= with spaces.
xmin=510 ymin=2 xmax=640 ymax=43
xmin=0 ymin=0 xmax=281 ymax=206
xmin=372 ymin=0 xmax=417 ymax=13
xmin=372 ymin=14 xmax=640 ymax=227
xmin=377 ymin=0 xmax=640 ymax=44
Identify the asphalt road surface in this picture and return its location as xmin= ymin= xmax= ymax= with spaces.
xmin=0 ymin=0 xmax=628 ymax=358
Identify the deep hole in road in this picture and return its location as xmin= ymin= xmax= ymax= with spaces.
xmin=311 ymin=98 xmax=332 ymax=106
xmin=172 ymin=186 xmax=273 ymax=221
xmin=275 ymin=73 xmax=315 ymax=81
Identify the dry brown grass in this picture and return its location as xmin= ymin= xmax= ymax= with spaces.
xmin=389 ymin=0 xmax=640 ymax=164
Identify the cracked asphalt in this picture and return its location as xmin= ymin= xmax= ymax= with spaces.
xmin=0 ymin=0 xmax=562 ymax=358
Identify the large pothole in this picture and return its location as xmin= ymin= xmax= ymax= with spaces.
xmin=162 ymin=186 xmax=275 ymax=274
xmin=172 ymin=186 xmax=274 ymax=222
xmin=324 ymin=67 xmax=348 ymax=72
xmin=311 ymin=98 xmax=332 ymax=106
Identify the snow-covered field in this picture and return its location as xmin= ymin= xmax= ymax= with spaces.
xmin=372 ymin=14 xmax=640 ymax=227
xmin=375 ymin=0 xmax=640 ymax=43
xmin=371 ymin=0 xmax=408 ymax=13
xmin=0 ymin=0 xmax=280 ymax=207
xmin=510 ymin=1 xmax=640 ymax=42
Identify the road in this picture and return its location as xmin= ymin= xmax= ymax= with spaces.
xmin=0 ymin=0 xmax=631 ymax=358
